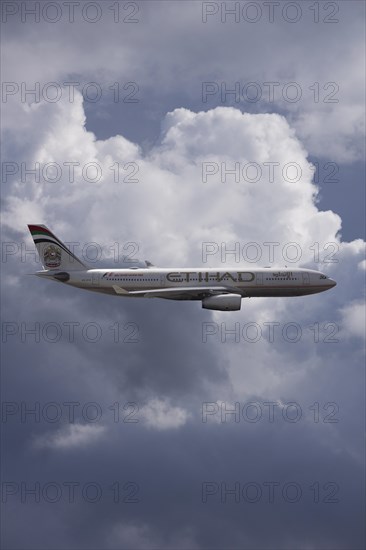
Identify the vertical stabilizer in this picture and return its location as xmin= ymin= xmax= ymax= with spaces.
xmin=28 ymin=225 xmax=87 ymax=271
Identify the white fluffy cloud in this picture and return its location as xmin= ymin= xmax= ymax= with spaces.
xmin=3 ymin=92 xmax=349 ymax=267
xmin=2 ymin=92 xmax=364 ymax=404
xmin=2 ymin=5 xmax=365 ymax=548
xmin=139 ymin=398 xmax=190 ymax=430
xmin=33 ymin=423 xmax=107 ymax=450
xmin=339 ymin=301 xmax=366 ymax=341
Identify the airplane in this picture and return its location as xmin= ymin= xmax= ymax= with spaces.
xmin=28 ymin=225 xmax=337 ymax=311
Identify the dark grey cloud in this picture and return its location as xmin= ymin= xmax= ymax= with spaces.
xmin=1 ymin=1 xmax=365 ymax=549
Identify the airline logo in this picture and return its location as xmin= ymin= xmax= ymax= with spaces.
xmin=102 ymin=272 xmax=144 ymax=278
xmin=272 ymin=271 xmax=294 ymax=278
xmin=166 ymin=271 xmax=255 ymax=283
xmin=43 ymin=244 xmax=62 ymax=268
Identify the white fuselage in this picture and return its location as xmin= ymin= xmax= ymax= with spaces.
xmin=40 ymin=267 xmax=337 ymax=299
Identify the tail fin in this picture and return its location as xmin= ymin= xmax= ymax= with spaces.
xmin=28 ymin=225 xmax=87 ymax=271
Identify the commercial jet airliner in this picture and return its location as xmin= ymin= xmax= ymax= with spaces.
xmin=28 ymin=225 xmax=336 ymax=311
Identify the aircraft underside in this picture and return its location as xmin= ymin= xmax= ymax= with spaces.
xmin=84 ymin=286 xmax=323 ymax=299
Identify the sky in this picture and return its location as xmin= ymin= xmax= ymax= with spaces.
xmin=1 ymin=1 xmax=365 ymax=549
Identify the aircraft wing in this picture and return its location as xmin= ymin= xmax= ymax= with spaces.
xmin=112 ymin=285 xmax=238 ymax=300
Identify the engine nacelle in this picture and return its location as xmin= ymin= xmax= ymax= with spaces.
xmin=202 ymin=293 xmax=242 ymax=311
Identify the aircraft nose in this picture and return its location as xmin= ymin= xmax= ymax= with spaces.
xmin=328 ymin=278 xmax=337 ymax=288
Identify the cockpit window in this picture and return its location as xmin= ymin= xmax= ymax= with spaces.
xmin=319 ymin=275 xmax=327 ymax=279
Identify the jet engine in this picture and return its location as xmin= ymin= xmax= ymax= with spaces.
xmin=202 ymin=294 xmax=242 ymax=311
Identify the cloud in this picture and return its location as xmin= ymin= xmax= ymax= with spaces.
xmin=1 ymin=87 xmax=364 ymax=549
xmin=2 ymin=1 xmax=364 ymax=161
xmin=32 ymin=423 xmax=107 ymax=450
xmin=2 ymin=3 xmax=365 ymax=548
xmin=139 ymin=398 xmax=190 ymax=430
xmin=2 ymin=94 xmax=346 ymax=266
xmin=339 ymin=301 xmax=366 ymax=341
xmin=107 ymin=523 xmax=200 ymax=550
xmin=2 ymin=92 xmax=364 ymax=406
